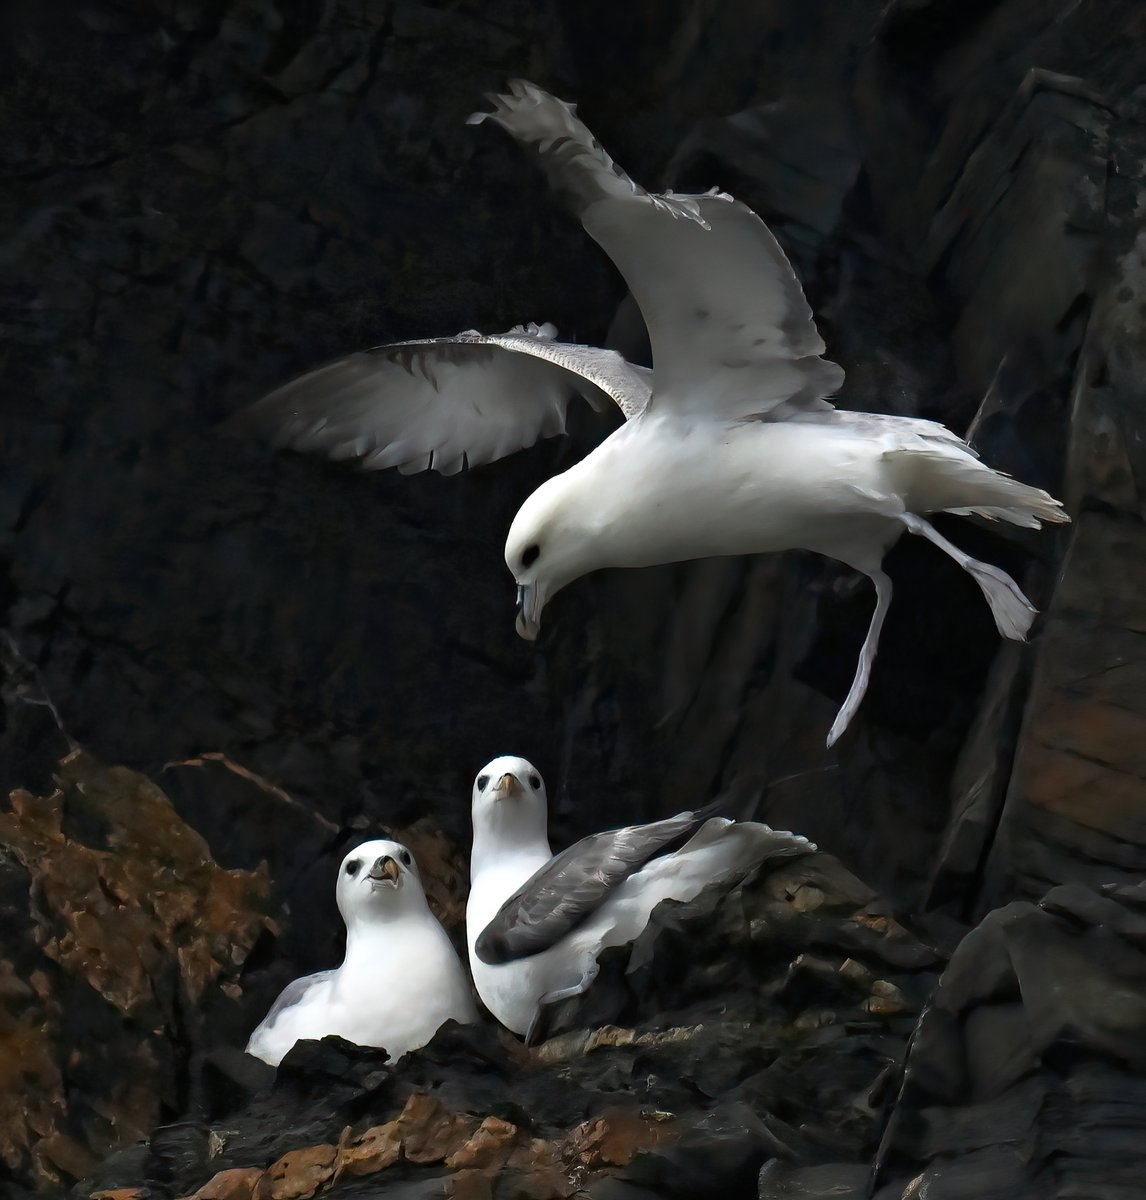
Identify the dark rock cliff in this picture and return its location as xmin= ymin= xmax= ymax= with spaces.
xmin=2 ymin=0 xmax=1144 ymax=1197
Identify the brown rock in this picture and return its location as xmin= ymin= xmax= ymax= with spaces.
xmin=335 ymin=1119 xmax=402 ymax=1177
xmin=0 ymin=752 xmax=272 ymax=1014
xmin=562 ymin=1107 xmax=676 ymax=1170
xmin=0 ymin=750 xmax=275 ymax=1188
xmin=505 ymin=1136 xmax=564 ymax=1174
xmin=182 ymin=1166 xmax=265 ymax=1200
xmin=396 ymin=1092 xmax=477 ymax=1164
xmin=445 ymin=1115 xmax=520 ymax=1171
xmin=445 ymin=1169 xmax=494 ymax=1200
xmin=0 ymin=1003 xmax=66 ymax=1174
xmin=983 ymin=515 xmax=1146 ymax=906
xmin=257 ymin=1144 xmax=337 ymax=1200
xmin=503 ymin=1138 xmax=577 ymax=1200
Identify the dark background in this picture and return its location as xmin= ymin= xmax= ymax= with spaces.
xmin=3 ymin=1 xmax=1146 ymax=1196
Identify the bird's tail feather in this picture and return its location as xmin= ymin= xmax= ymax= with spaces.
xmin=888 ymin=446 xmax=1069 ymax=530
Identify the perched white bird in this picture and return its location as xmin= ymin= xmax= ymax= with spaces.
xmin=465 ymin=755 xmax=815 ymax=1043
xmin=246 ymin=839 xmax=477 ymax=1066
xmin=236 ymin=80 xmax=1068 ymax=745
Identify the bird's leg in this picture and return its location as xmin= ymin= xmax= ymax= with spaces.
xmin=826 ymin=569 xmax=892 ymax=748
xmin=524 ymin=976 xmax=593 ymax=1048
xmin=899 ymin=512 xmax=1036 ymax=641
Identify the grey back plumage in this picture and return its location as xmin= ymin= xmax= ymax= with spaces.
xmin=252 ymin=969 xmax=335 ymax=1034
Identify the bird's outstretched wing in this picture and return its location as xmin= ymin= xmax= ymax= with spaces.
xmin=472 ymin=81 xmax=844 ymax=420
xmin=231 ymin=323 xmax=652 ymax=477
xmin=475 ymin=804 xmax=726 ymax=966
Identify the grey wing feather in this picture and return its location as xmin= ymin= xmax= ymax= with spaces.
xmin=255 ymin=969 xmax=336 ymax=1031
xmin=475 ymin=807 xmax=718 ymax=965
xmin=230 ymin=323 xmax=651 ymax=477
xmin=792 ymin=408 xmax=982 ymax=457
xmin=472 ymin=81 xmax=844 ymax=420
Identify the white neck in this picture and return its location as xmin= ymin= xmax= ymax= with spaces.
xmin=470 ymin=804 xmax=551 ymax=881
xmin=341 ymin=889 xmax=428 ymax=945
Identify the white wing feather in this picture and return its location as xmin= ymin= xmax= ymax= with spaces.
xmin=472 ymin=81 xmax=845 ymax=419
xmin=234 ymin=323 xmax=652 ymax=477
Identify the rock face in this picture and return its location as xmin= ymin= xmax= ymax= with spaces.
xmin=3 ymin=0 xmax=1146 ymax=1197
xmin=0 ymin=749 xmax=273 ymax=1189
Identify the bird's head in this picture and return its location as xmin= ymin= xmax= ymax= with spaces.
xmin=470 ymin=755 xmax=550 ymax=852
xmin=335 ymin=838 xmax=425 ymax=929
xmin=504 ymin=475 xmax=596 ymax=641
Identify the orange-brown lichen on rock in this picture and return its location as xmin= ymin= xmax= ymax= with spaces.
xmin=444 ymin=1115 xmax=521 ymax=1171
xmin=184 ymin=1100 xmax=664 ymax=1200
xmin=561 ymin=1106 xmax=677 ymax=1170
xmin=333 ymin=1118 xmax=403 ymax=1178
xmin=393 ymin=1092 xmax=479 ymax=1164
xmin=0 ymin=749 xmax=276 ymax=1189
xmin=0 ymin=751 xmax=273 ymax=1014
xmin=0 ymin=986 xmax=66 ymax=1177
xmin=182 ymin=1166 xmax=265 ymax=1200
xmin=257 ymin=1143 xmax=338 ymax=1200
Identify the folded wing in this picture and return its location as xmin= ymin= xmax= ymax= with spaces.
xmin=245 ymin=968 xmax=335 ymax=1061
xmin=472 ymin=81 xmax=844 ymax=419
xmin=474 ymin=807 xmax=722 ymax=965
xmin=232 ymin=323 xmax=652 ymax=477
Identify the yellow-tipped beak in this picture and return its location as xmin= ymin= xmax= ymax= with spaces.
xmin=493 ymin=773 xmax=521 ymax=800
xmin=369 ymin=856 xmax=401 ymax=885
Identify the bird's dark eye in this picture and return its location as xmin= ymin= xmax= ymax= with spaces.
xmin=345 ymin=860 xmax=360 ymax=876
xmin=400 ymin=850 xmax=412 ymax=867
xmin=529 ymin=774 xmax=541 ymax=789
xmin=521 ymin=544 xmax=540 ymax=568
xmin=477 ymin=774 xmax=490 ymax=790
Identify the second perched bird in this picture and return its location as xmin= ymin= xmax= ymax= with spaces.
xmin=466 ymin=756 xmax=816 ymax=1043
xmin=247 ymin=839 xmax=477 ymax=1066
xmin=237 ymin=80 xmax=1068 ymax=745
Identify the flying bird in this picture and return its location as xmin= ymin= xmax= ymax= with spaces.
xmin=235 ymin=80 xmax=1068 ymax=745
xmin=246 ymin=839 xmax=477 ymax=1066
xmin=465 ymin=756 xmax=815 ymax=1044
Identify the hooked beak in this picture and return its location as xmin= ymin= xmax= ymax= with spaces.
xmin=367 ymin=856 xmax=401 ymax=886
xmin=515 ymin=583 xmax=542 ymax=641
xmin=492 ymin=772 xmax=521 ymax=801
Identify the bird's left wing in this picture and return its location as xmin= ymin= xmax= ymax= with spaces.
xmin=474 ymin=806 xmax=722 ymax=965
xmin=230 ymin=323 xmax=652 ymax=477
xmin=472 ymin=81 xmax=844 ymax=420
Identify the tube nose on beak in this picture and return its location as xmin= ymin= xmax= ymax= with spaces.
xmin=492 ymin=773 xmax=521 ymax=800
xmin=370 ymin=855 xmax=401 ymax=884
xmin=515 ymin=585 xmax=540 ymax=641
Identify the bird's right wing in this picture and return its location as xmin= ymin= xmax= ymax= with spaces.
xmin=474 ymin=807 xmax=721 ymax=965
xmin=230 ymin=323 xmax=652 ymax=477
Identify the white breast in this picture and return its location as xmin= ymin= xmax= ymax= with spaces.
xmin=466 ymin=853 xmax=551 ymax=1036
